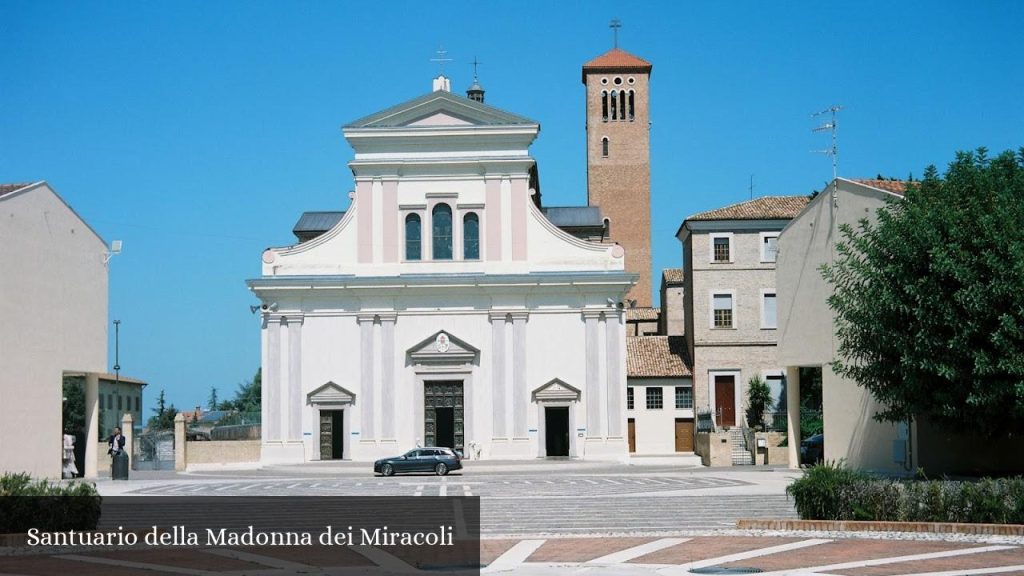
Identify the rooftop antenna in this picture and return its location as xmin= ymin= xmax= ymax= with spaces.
xmin=749 ymin=174 xmax=755 ymax=200
xmin=812 ymin=104 xmax=843 ymax=205
xmin=430 ymin=45 xmax=453 ymax=75
xmin=609 ymin=18 xmax=622 ymax=48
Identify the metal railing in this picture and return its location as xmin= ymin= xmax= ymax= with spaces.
xmin=696 ymin=408 xmax=715 ymax=433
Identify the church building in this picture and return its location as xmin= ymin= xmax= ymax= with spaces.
xmin=248 ymin=48 xmax=656 ymax=463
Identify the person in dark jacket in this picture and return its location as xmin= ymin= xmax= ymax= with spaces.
xmin=107 ymin=427 xmax=126 ymax=456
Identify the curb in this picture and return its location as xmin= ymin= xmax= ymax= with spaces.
xmin=737 ymin=519 xmax=1024 ymax=536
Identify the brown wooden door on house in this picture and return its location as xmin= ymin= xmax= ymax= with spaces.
xmin=627 ymin=418 xmax=636 ymax=453
xmin=674 ymin=418 xmax=694 ymax=452
xmin=715 ymin=375 xmax=736 ymax=427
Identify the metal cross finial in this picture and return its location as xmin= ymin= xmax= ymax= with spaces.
xmin=430 ymin=45 xmax=453 ymax=75
xmin=609 ymin=18 xmax=622 ymax=48
xmin=471 ymin=56 xmax=482 ymax=79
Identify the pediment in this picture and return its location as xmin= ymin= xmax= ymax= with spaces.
xmin=345 ymin=91 xmax=537 ymax=129
xmin=307 ymin=381 xmax=356 ymax=406
xmin=408 ymin=330 xmax=479 ymax=365
xmin=532 ymin=379 xmax=581 ymax=403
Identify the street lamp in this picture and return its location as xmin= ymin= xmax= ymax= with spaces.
xmin=113 ymin=320 xmax=121 ymax=387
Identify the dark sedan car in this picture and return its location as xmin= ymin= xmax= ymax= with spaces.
xmin=800 ymin=433 xmax=824 ymax=466
xmin=374 ymin=447 xmax=462 ymax=476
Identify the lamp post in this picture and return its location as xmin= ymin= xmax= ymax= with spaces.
xmin=113 ymin=320 xmax=121 ymax=387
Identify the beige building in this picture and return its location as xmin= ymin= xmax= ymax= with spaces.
xmin=777 ymin=178 xmax=1024 ymax=474
xmin=678 ymin=196 xmax=808 ymax=433
xmin=659 ymin=268 xmax=684 ymax=336
xmin=626 ymin=336 xmax=694 ymax=455
xmin=0 ymin=182 xmax=109 ymax=478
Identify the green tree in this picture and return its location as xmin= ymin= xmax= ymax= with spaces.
xmin=148 ymin=389 xmax=178 ymax=430
xmin=62 ymin=377 xmax=86 ymax=433
xmin=221 ymin=368 xmax=261 ymax=413
xmin=822 ymin=148 xmax=1024 ymax=437
xmin=745 ymin=375 xmax=771 ymax=430
xmin=208 ymin=386 xmax=219 ymax=411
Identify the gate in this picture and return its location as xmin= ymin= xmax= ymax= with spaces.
xmin=133 ymin=430 xmax=175 ymax=470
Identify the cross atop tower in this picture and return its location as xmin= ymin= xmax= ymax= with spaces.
xmin=609 ymin=18 xmax=622 ymax=48
xmin=471 ymin=56 xmax=482 ymax=80
xmin=430 ymin=45 xmax=453 ymax=74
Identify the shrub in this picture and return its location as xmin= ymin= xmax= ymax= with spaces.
xmin=0 ymin=472 xmax=102 ymax=533
xmin=785 ymin=461 xmax=869 ymax=520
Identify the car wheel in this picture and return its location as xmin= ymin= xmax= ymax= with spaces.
xmin=382 ymin=463 xmax=394 ymax=477
xmin=435 ymin=463 xmax=448 ymax=476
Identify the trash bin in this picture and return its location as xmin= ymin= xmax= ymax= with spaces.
xmin=111 ymin=451 xmax=130 ymax=480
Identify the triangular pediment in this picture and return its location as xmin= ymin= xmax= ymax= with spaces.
xmin=532 ymin=378 xmax=582 ymax=403
xmin=307 ymin=381 xmax=356 ymax=406
xmin=407 ymin=330 xmax=479 ymax=365
xmin=345 ymin=91 xmax=537 ymax=129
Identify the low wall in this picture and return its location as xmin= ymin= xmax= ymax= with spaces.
xmin=186 ymin=440 xmax=261 ymax=466
xmin=754 ymin=431 xmax=789 ymax=466
xmin=695 ymin=432 xmax=732 ymax=466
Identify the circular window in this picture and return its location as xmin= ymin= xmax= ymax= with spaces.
xmin=600 ymin=77 xmax=608 ymax=85
xmin=613 ymin=77 xmax=623 ymax=85
xmin=628 ymin=77 xmax=635 ymax=85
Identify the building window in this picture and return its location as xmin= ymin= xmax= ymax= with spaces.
xmin=432 ymin=204 xmax=453 ymax=260
xmin=646 ymin=387 xmax=663 ymax=409
xmin=463 ymin=213 xmax=480 ymax=260
xmin=713 ymin=293 xmax=734 ymax=328
xmin=107 ymin=394 xmax=113 ymax=409
xmin=610 ymin=90 xmax=618 ymax=120
xmin=601 ymin=137 xmax=609 ymax=157
xmin=627 ymin=387 xmax=634 ymax=410
xmin=117 ymin=395 xmax=122 ymax=411
xmin=762 ymin=291 xmax=777 ymax=329
xmin=135 ymin=396 xmax=140 ymax=412
xmin=601 ymin=90 xmax=608 ymax=121
xmin=713 ymin=236 xmax=731 ymax=262
xmin=675 ymin=387 xmax=693 ymax=409
xmin=619 ymin=90 xmax=626 ymax=120
xmin=628 ymin=90 xmax=635 ymax=121
xmin=405 ymin=214 xmax=422 ymax=261
xmin=762 ymin=233 xmax=779 ymax=262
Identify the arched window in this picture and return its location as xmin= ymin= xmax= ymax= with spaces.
xmin=601 ymin=91 xmax=608 ymax=121
xmin=463 ymin=213 xmax=480 ymax=260
xmin=405 ymin=214 xmax=421 ymax=261
xmin=610 ymin=90 xmax=618 ymax=120
xmin=619 ymin=90 xmax=626 ymax=121
xmin=628 ymin=90 xmax=635 ymax=121
xmin=432 ymin=203 xmax=453 ymax=260
xmin=601 ymin=137 xmax=609 ymax=157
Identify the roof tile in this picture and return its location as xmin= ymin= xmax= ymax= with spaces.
xmin=626 ymin=307 xmax=660 ymax=322
xmin=687 ymin=196 xmax=809 ymax=222
xmin=627 ymin=336 xmax=692 ymax=378
xmin=850 ymin=179 xmax=910 ymax=195
xmin=0 ymin=183 xmax=32 ymax=198
xmin=662 ymin=268 xmax=683 ymax=285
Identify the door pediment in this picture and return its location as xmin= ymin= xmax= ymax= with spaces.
xmin=533 ymin=379 xmax=581 ymax=403
xmin=307 ymin=381 xmax=356 ymax=406
xmin=408 ymin=330 xmax=479 ymax=366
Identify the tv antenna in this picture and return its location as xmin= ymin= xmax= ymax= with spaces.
xmin=812 ymin=105 xmax=843 ymax=204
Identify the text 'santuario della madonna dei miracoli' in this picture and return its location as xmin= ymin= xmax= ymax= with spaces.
xmin=249 ymin=62 xmax=644 ymax=464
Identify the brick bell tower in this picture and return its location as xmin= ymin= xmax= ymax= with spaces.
xmin=583 ymin=46 xmax=653 ymax=307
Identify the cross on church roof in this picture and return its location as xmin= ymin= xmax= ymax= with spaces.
xmin=430 ymin=45 xmax=453 ymax=74
xmin=609 ymin=18 xmax=622 ymax=48
xmin=471 ymin=56 xmax=482 ymax=79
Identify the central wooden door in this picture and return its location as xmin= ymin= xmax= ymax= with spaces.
xmin=627 ymin=418 xmax=636 ymax=453
xmin=424 ymin=382 xmax=464 ymax=452
xmin=715 ymin=375 xmax=736 ymax=428
xmin=319 ymin=410 xmax=344 ymax=459
xmin=674 ymin=418 xmax=694 ymax=452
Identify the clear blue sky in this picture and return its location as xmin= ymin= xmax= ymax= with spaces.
xmin=3 ymin=1 xmax=1022 ymax=416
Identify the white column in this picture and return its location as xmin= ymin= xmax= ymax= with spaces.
xmin=511 ymin=312 xmax=528 ymax=438
xmin=286 ymin=315 xmax=303 ymax=441
xmin=583 ymin=310 xmax=603 ymax=437
xmin=358 ymin=314 xmax=376 ymax=441
xmin=605 ymin=310 xmax=624 ymax=438
xmin=489 ymin=312 xmax=507 ymax=438
xmin=265 ymin=317 xmax=282 ymax=442
xmin=380 ymin=314 xmax=396 ymax=439
xmin=84 ymin=373 xmax=99 ymax=478
xmin=786 ymin=366 xmax=801 ymax=469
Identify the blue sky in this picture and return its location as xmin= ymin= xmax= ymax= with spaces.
xmin=3 ymin=1 xmax=1022 ymax=415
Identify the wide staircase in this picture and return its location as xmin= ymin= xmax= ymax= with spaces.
xmin=729 ymin=427 xmax=753 ymax=466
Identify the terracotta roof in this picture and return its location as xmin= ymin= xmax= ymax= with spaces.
xmin=627 ymin=336 xmax=692 ymax=378
xmin=626 ymin=307 xmax=660 ymax=322
xmin=662 ymin=268 xmax=683 ymax=285
xmin=687 ymin=196 xmax=809 ymax=222
xmin=0 ymin=183 xmax=32 ymax=198
xmin=582 ymin=48 xmax=652 ymax=82
xmin=850 ymin=179 xmax=909 ymax=195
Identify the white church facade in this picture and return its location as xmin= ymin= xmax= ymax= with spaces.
xmin=248 ymin=75 xmax=636 ymax=463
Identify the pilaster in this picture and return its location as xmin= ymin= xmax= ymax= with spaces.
xmin=379 ymin=313 xmax=397 ymax=439
xmin=582 ymin=310 xmax=604 ymax=437
xmin=510 ymin=311 xmax=529 ymax=438
xmin=358 ymin=314 xmax=376 ymax=441
xmin=488 ymin=311 xmax=508 ymax=438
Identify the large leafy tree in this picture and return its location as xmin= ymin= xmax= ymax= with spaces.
xmin=822 ymin=148 xmax=1024 ymax=437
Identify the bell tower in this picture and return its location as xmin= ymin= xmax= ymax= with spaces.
xmin=583 ymin=45 xmax=653 ymax=306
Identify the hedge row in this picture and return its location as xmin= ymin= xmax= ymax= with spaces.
xmin=0 ymin=473 xmax=102 ymax=533
xmin=786 ymin=462 xmax=1024 ymax=524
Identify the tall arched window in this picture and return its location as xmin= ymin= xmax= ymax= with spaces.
xmin=601 ymin=91 xmax=608 ymax=121
xmin=628 ymin=90 xmax=635 ymax=121
xmin=405 ymin=213 xmax=422 ymax=261
xmin=610 ymin=90 xmax=618 ymax=120
xmin=463 ymin=213 xmax=480 ymax=260
xmin=619 ymin=90 xmax=626 ymax=121
xmin=601 ymin=137 xmax=609 ymax=157
xmin=432 ymin=203 xmax=453 ymax=260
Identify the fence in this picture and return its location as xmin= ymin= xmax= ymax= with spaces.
xmin=696 ymin=408 xmax=715 ymax=433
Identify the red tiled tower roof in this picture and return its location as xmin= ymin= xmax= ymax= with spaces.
xmin=582 ymin=48 xmax=652 ymax=82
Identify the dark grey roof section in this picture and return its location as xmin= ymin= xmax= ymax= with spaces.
xmin=542 ymin=206 xmax=605 ymax=228
xmin=293 ymin=211 xmax=345 ymax=242
xmin=344 ymin=90 xmax=537 ymax=128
